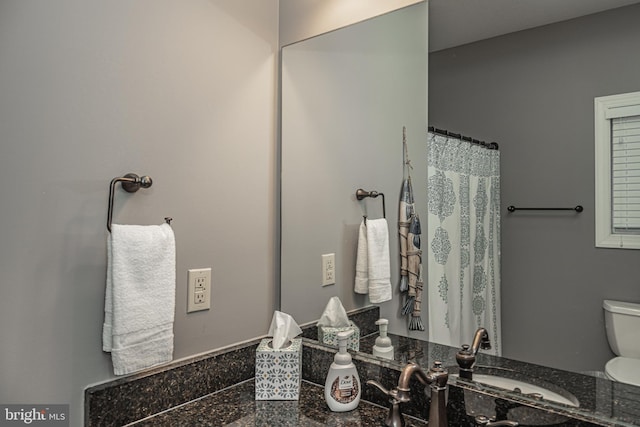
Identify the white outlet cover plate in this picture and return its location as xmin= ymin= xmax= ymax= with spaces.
xmin=187 ymin=268 xmax=211 ymax=313
xmin=321 ymin=253 xmax=335 ymax=286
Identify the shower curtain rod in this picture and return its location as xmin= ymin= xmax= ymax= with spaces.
xmin=428 ymin=126 xmax=499 ymax=150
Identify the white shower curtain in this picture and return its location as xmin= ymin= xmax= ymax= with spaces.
xmin=427 ymin=132 xmax=501 ymax=355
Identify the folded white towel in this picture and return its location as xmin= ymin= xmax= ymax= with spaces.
xmin=354 ymin=218 xmax=392 ymax=303
xmin=354 ymin=221 xmax=369 ymax=294
xmin=103 ymin=223 xmax=176 ymax=375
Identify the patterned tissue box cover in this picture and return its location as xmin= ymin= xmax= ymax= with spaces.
xmin=317 ymin=321 xmax=360 ymax=351
xmin=255 ymin=338 xmax=302 ymax=400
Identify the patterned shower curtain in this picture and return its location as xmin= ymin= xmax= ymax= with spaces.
xmin=427 ymin=131 xmax=501 ymax=356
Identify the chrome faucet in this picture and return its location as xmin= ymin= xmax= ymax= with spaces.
xmin=456 ymin=327 xmax=491 ymax=380
xmin=368 ymin=361 xmax=448 ymax=427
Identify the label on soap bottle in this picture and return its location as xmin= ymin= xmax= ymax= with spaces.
xmin=329 ymin=375 xmax=359 ymax=403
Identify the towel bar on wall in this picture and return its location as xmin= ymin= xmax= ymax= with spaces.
xmin=507 ymin=205 xmax=583 ymax=213
xmin=107 ymin=173 xmax=172 ymax=232
xmin=356 ymin=188 xmax=386 ymax=223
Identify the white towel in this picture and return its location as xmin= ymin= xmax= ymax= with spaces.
xmin=354 ymin=221 xmax=369 ymax=294
xmin=354 ymin=218 xmax=392 ymax=303
xmin=103 ymin=223 xmax=176 ymax=375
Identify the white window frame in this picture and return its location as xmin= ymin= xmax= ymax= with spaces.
xmin=595 ymin=91 xmax=640 ymax=249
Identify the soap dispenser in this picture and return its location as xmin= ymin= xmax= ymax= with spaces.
xmin=324 ymin=330 xmax=361 ymax=412
xmin=372 ymin=318 xmax=394 ymax=361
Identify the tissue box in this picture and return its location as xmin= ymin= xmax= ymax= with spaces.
xmin=318 ymin=321 xmax=360 ymax=351
xmin=255 ymin=338 xmax=302 ymax=400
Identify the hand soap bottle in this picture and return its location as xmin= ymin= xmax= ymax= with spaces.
xmin=372 ymin=318 xmax=394 ymax=360
xmin=324 ymin=330 xmax=361 ymax=412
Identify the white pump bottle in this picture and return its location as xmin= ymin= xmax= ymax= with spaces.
xmin=324 ymin=330 xmax=361 ymax=412
xmin=372 ymin=318 xmax=394 ymax=360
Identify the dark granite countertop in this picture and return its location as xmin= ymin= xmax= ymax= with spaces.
xmin=86 ymin=306 xmax=640 ymax=427
xmin=358 ymin=333 xmax=640 ymax=427
xmin=128 ymin=380 xmax=428 ymax=427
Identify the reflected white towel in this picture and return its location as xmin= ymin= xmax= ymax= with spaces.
xmin=354 ymin=218 xmax=392 ymax=303
xmin=103 ymin=223 xmax=176 ymax=375
xmin=354 ymin=221 xmax=369 ymax=294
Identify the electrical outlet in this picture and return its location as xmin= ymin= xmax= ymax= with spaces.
xmin=187 ymin=268 xmax=211 ymax=313
xmin=322 ymin=253 xmax=335 ymax=286
xmin=194 ymin=291 xmax=206 ymax=304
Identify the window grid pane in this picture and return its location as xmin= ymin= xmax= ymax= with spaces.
xmin=612 ymin=115 xmax=640 ymax=233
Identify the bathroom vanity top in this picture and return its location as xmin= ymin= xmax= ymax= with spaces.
xmin=127 ymin=379 xmax=428 ymax=427
xmin=86 ymin=319 xmax=640 ymax=427
xmin=85 ymin=338 xmax=427 ymax=427
xmin=359 ymin=333 xmax=640 ymax=427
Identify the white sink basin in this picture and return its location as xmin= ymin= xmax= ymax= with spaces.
xmin=470 ymin=374 xmax=579 ymax=407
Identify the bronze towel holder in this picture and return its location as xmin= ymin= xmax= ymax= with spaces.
xmin=356 ymin=189 xmax=386 ymax=224
xmin=507 ymin=205 xmax=583 ymax=213
xmin=107 ymin=173 xmax=172 ymax=232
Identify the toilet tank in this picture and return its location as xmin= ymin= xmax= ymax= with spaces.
xmin=603 ymin=300 xmax=640 ymax=358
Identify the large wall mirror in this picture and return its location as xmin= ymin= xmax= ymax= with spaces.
xmin=279 ymin=2 xmax=640 ymax=425
xmin=280 ymin=2 xmax=428 ymax=333
xmin=281 ymin=0 xmax=640 ymax=380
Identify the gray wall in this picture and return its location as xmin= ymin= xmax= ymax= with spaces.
xmin=0 ymin=1 xmax=277 ymax=425
xmin=429 ymin=4 xmax=640 ymax=372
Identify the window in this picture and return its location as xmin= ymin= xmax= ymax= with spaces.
xmin=595 ymin=91 xmax=640 ymax=249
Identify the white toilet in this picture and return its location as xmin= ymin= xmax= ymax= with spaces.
xmin=603 ymin=299 xmax=640 ymax=386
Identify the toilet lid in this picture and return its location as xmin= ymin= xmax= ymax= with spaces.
xmin=605 ymin=357 xmax=640 ymax=386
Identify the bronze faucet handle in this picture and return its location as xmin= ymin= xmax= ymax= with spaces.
xmin=433 ymin=362 xmax=447 ymax=378
xmin=456 ymin=345 xmax=476 ymax=372
xmin=427 ymin=361 xmax=449 ymax=389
